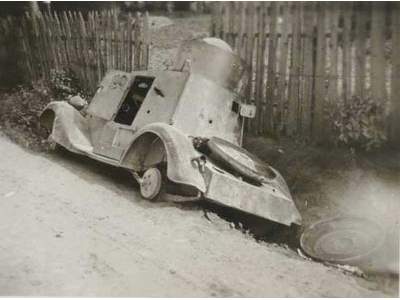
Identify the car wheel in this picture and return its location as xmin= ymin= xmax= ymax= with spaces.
xmin=139 ymin=167 xmax=165 ymax=201
xmin=206 ymin=137 xmax=277 ymax=184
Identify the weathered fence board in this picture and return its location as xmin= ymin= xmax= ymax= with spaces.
xmin=276 ymin=2 xmax=290 ymax=136
xmin=0 ymin=9 xmax=149 ymax=93
xmin=245 ymin=3 xmax=256 ymax=133
xmin=301 ymin=2 xmax=315 ymax=138
xmin=341 ymin=3 xmax=353 ymax=103
xmin=287 ymin=3 xmax=302 ymax=136
xmin=326 ymin=3 xmax=340 ymax=140
xmin=371 ymin=2 xmax=387 ymax=102
xmin=354 ymin=2 xmax=368 ymax=99
xmin=254 ymin=3 xmax=266 ymax=134
xmin=211 ymin=2 xmax=399 ymax=145
xmin=313 ymin=3 xmax=327 ymax=141
xmin=265 ymin=2 xmax=278 ymax=133
xmin=391 ymin=3 xmax=400 ymax=143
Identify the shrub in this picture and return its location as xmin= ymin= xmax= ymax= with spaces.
xmin=48 ymin=69 xmax=88 ymax=100
xmin=326 ymin=96 xmax=388 ymax=151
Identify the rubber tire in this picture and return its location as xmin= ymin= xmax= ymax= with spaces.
xmin=140 ymin=167 xmax=165 ymax=201
xmin=206 ymin=137 xmax=276 ymax=183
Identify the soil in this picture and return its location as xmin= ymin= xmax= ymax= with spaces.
xmin=244 ymin=136 xmax=400 ymax=278
xmin=0 ymin=84 xmax=54 ymax=152
xmin=0 ymin=133 xmax=396 ymax=297
xmin=0 ymin=13 xmax=398 ymax=296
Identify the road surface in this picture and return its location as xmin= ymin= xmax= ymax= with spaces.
xmin=0 ymin=133 xmax=392 ymax=297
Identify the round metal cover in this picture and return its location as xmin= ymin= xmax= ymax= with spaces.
xmin=300 ymin=216 xmax=385 ymax=264
xmin=140 ymin=168 xmax=162 ymax=200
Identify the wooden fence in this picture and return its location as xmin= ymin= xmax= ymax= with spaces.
xmin=211 ymin=2 xmax=400 ymax=144
xmin=0 ymin=10 xmax=150 ymax=93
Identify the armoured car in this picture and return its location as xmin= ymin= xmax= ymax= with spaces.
xmin=40 ymin=38 xmax=301 ymax=226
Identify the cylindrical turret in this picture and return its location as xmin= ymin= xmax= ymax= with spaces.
xmin=173 ymin=38 xmax=247 ymax=94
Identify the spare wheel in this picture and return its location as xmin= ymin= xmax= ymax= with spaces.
xmin=206 ymin=137 xmax=277 ymax=183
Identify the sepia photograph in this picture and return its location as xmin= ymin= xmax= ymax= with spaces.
xmin=0 ymin=0 xmax=399 ymax=297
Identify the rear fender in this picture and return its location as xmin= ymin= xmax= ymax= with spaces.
xmin=120 ymin=123 xmax=206 ymax=193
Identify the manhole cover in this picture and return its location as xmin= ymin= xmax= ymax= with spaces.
xmin=300 ymin=216 xmax=385 ymax=264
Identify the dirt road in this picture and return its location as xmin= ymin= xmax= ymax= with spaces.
xmin=0 ymin=133 xmax=393 ymax=297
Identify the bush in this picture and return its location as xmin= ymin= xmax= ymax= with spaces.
xmin=327 ymin=96 xmax=388 ymax=151
xmin=49 ymin=69 xmax=88 ymax=100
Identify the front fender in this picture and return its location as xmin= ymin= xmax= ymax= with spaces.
xmin=120 ymin=123 xmax=206 ymax=193
xmin=39 ymin=101 xmax=92 ymax=154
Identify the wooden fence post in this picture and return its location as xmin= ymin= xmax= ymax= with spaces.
xmin=250 ymin=3 xmax=257 ymax=133
xmin=370 ymin=2 xmax=387 ymax=101
xmin=54 ymin=12 xmax=65 ymax=68
xmin=237 ymin=2 xmax=245 ymax=59
xmin=313 ymin=2 xmax=327 ymax=142
xmin=244 ymin=3 xmax=256 ymax=132
xmin=20 ymin=16 xmax=35 ymax=81
xmin=254 ymin=3 xmax=266 ymax=134
xmin=354 ymin=2 xmax=368 ymax=99
xmin=142 ymin=12 xmax=151 ymax=70
xmin=210 ymin=3 xmax=217 ymax=37
xmin=221 ymin=4 xmax=228 ymax=42
xmin=93 ymin=11 xmax=101 ymax=82
xmin=105 ymin=11 xmax=111 ymax=71
xmin=134 ymin=12 xmax=141 ymax=70
xmin=211 ymin=2 xmax=221 ymax=39
xmin=341 ymin=2 xmax=353 ymax=102
xmin=264 ymin=1 xmax=278 ymax=134
xmin=301 ymin=2 xmax=315 ymax=138
xmin=127 ymin=13 xmax=133 ymax=72
xmin=35 ymin=13 xmax=45 ymax=79
xmin=327 ymin=3 xmax=339 ymax=109
xmin=227 ymin=1 xmax=235 ymax=46
xmin=276 ymin=2 xmax=291 ymax=135
xmin=112 ymin=9 xmax=119 ymax=70
xmin=61 ymin=11 xmax=72 ymax=70
xmin=231 ymin=2 xmax=240 ymax=51
xmin=390 ymin=3 xmax=400 ymax=146
xmin=287 ymin=3 xmax=302 ymax=136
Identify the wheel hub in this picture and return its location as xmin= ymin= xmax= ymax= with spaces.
xmin=140 ymin=168 xmax=162 ymax=200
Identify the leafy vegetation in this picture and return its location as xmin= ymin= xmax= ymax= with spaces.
xmin=49 ymin=69 xmax=89 ymax=100
xmin=327 ymin=96 xmax=388 ymax=151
